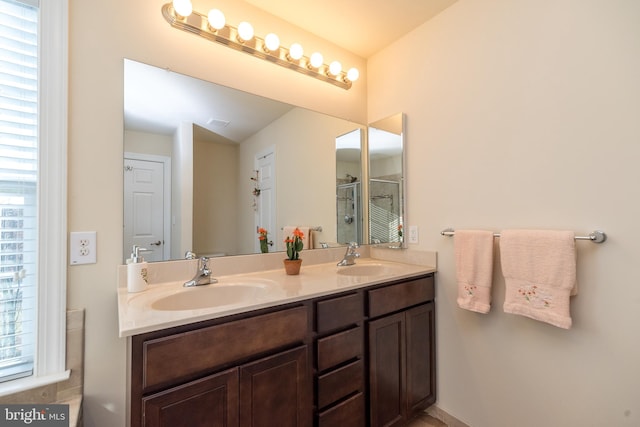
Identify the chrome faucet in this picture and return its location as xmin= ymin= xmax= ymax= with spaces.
xmin=337 ymin=242 xmax=360 ymax=266
xmin=184 ymin=257 xmax=217 ymax=287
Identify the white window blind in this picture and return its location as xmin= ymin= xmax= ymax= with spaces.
xmin=0 ymin=0 xmax=38 ymax=383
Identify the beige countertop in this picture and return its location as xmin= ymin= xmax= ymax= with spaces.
xmin=117 ymin=248 xmax=436 ymax=337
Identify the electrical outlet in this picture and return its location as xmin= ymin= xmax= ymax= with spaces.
xmin=409 ymin=225 xmax=419 ymax=244
xmin=70 ymin=231 xmax=97 ymax=265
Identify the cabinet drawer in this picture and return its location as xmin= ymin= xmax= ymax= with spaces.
xmin=317 ymin=359 xmax=364 ymax=409
xmin=317 ymin=392 xmax=365 ymax=427
xmin=316 ymin=327 xmax=362 ymax=372
xmin=142 ymin=306 xmax=308 ymax=390
xmin=368 ymin=276 xmax=434 ymax=318
xmin=316 ymin=293 xmax=363 ymax=334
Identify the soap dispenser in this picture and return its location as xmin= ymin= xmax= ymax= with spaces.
xmin=127 ymin=245 xmax=148 ymax=293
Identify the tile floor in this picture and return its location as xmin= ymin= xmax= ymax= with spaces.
xmin=406 ymin=413 xmax=448 ymax=427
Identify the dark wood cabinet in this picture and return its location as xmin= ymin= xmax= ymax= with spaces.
xmin=142 ymin=368 xmax=239 ymax=427
xmin=368 ymin=300 xmax=436 ymax=427
xmin=405 ymin=303 xmax=436 ymax=415
xmin=368 ymin=311 xmax=406 ymax=427
xmin=313 ymin=291 xmax=366 ymax=427
xmin=141 ymin=346 xmax=311 ymax=427
xmin=317 ymin=392 xmax=366 ymax=427
xmin=130 ymin=273 xmax=435 ymax=427
xmin=312 ymin=275 xmax=435 ymax=427
xmin=239 ymin=346 xmax=310 ymax=427
xmin=130 ymin=305 xmax=311 ymax=427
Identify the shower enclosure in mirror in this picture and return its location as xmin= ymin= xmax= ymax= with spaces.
xmin=336 ymin=129 xmax=363 ymax=244
xmin=368 ymin=113 xmax=405 ymax=247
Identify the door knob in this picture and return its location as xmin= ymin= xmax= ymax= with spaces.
xmin=150 ymin=240 xmax=162 ymax=246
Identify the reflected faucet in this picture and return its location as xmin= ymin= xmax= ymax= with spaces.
xmin=184 ymin=257 xmax=218 ymax=287
xmin=337 ymin=242 xmax=360 ymax=266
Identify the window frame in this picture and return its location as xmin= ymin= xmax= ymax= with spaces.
xmin=0 ymin=0 xmax=69 ymax=396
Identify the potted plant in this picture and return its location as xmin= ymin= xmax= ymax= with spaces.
xmin=283 ymin=227 xmax=305 ymax=275
xmin=257 ymin=227 xmax=269 ymax=253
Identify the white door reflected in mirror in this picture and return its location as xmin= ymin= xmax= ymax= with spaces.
xmin=123 ymin=155 xmax=168 ymax=262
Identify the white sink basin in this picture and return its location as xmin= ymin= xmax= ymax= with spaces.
xmin=151 ymin=282 xmax=270 ymax=311
xmin=337 ymin=263 xmax=393 ymax=277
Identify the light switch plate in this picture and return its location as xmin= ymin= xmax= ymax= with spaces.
xmin=70 ymin=231 xmax=97 ymax=265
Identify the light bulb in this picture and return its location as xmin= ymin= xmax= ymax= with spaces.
xmin=329 ymin=61 xmax=342 ymax=76
xmin=207 ymin=9 xmax=225 ymax=30
xmin=347 ymin=67 xmax=360 ymax=82
xmin=309 ymin=52 xmax=324 ymax=69
xmin=288 ymin=43 xmax=303 ymax=60
xmin=264 ymin=33 xmax=280 ymax=52
xmin=172 ymin=0 xmax=192 ymax=17
xmin=237 ymin=21 xmax=254 ymax=42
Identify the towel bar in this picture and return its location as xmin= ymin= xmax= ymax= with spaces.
xmin=440 ymin=228 xmax=606 ymax=243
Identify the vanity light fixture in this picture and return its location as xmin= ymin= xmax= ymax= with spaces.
xmin=309 ymin=52 xmax=324 ymax=69
xmin=162 ymin=1 xmax=359 ymax=90
xmin=329 ymin=61 xmax=342 ymax=76
xmin=207 ymin=9 xmax=225 ymax=30
xmin=237 ymin=21 xmax=254 ymax=42
xmin=172 ymin=0 xmax=192 ymax=17
xmin=263 ymin=33 xmax=280 ymax=52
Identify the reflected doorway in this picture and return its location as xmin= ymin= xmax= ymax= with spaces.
xmin=255 ymin=148 xmax=276 ymax=253
xmin=123 ymin=153 xmax=171 ymax=261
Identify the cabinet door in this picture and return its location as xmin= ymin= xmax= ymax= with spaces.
xmin=239 ymin=345 xmax=311 ymax=427
xmin=142 ymin=368 xmax=239 ymax=427
xmin=406 ymin=302 xmax=436 ymax=417
xmin=368 ymin=312 xmax=406 ymax=427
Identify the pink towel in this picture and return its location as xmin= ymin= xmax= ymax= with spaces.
xmin=454 ymin=230 xmax=495 ymax=313
xmin=500 ymin=230 xmax=577 ymax=329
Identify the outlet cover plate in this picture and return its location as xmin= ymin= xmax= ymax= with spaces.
xmin=409 ymin=226 xmax=419 ymax=244
xmin=70 ymin=231 xmax=97 ymax=265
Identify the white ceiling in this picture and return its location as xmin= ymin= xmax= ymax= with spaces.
xmin=124 ymin=59 xmax=293 ymax=142
xmin=124 ymin=1 xmax=458 ymax=139
xmin=244 ymin=0 xmax=458 ymax=58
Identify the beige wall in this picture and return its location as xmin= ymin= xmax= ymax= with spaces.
xmin=123 ymin=130 xmax=173 ymax=157
xmin=68 ymin=0 xmax=365 ymax=426
xmin=368 ymin=1 xmax=640 ymax=426
xmin=193 ymin=132 xmax=239 ymax=257
xmin=238 ymin=107 xmax=362 ymax=253
xmin=70 ymin=0 xmax=640 ymax=425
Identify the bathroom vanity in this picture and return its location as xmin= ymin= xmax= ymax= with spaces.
xmin=118 ymin=255 xmax=436 ymax=427
xmin=130 ymin=305 xmax=310 ymax=426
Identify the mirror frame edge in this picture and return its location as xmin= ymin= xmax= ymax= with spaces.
xmin=400 ymin=112 xmax=407 ymax=249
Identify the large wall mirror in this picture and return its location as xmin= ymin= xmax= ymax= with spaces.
xmin=123 ymin=59 xmax=405 ymax=262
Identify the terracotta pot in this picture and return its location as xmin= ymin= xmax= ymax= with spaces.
xmin=283 ymin=259 xmax=302 ymax=275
